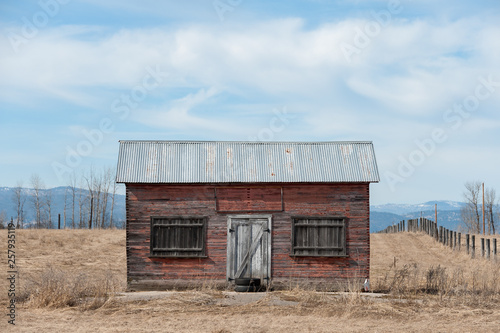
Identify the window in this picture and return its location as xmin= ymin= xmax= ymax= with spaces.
xmin=150 ymin=217 xmax=207 ymax=257
xmin=291 ymin=217 xmax=346 ymax=257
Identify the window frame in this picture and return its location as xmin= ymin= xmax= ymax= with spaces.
xmin=149 ymin=216 xmax=208 ymax=258
xmin=291 ymin=216 xmax=347 ymax=257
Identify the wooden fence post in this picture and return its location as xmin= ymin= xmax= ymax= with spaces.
xmin=486 ymin=239 xmax=490 ymax=260
xmin=458 ymin=233 xmax=461 ymax=251
xmin=466 ymin=234 xmax=470 ymax=255
xmin=439 ymin=226 xmax=443 ymax=243
xmin=471 ymin=235 xmax=475 ymax=259
xmin=481 ymin=238 xmax=485 ymax=258
xmin=494 ymin=239 xmax=497 ymax=261
xmin=454 ymin=231 xmax=457 ymax=250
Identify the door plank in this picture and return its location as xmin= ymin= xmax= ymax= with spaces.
xmin=235 ymin=226 xmax=264 ymax=278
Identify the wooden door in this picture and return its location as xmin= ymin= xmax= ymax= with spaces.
xmin=227 ymin=215 xmax=271 ymax=284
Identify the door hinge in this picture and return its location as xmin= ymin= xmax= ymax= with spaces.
xmin=229 ymin=228 xmax=235 ymax=232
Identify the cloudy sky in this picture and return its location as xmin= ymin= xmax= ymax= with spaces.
xmin=1 ymin=0 xmax=499 ymax=205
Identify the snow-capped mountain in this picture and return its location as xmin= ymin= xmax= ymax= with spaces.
xmin=371 ymin=200 xmax=465 ymax=215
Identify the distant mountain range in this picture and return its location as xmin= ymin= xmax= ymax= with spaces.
xmin=371 ymin=200 xmax=465 ymax=215
xmin=0 ymin=186 xmax=125 ymax=228
xmin=0 ymin=186 xmax=465 ymax=232
xmin=370 ymin=200 xmax=465 ymax=232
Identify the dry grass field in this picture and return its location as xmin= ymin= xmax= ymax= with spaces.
xmin=1 ymin=229 xmax=500 ymax=332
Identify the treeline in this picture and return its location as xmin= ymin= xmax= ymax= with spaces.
xmin=461 ymin=181 xmax=499 ymax=234
xmin=8 ymin=167 xmax=120 ymax=229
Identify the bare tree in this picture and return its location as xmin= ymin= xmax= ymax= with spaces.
xmin=30 ymin=174 xmax=45 ymax=229
xmin=78 ymin=177 xmax=87 ymax=229
xmin=82 ymin=167 xmax=115 ymax=229
xmin=109 ymin=171 xmax=117 ymax=229
xmin=0 ymin=210 xmax=7 ymax=229
xmin=68 ymin=172 xmax=78 ymax=229
xmin=44 ymin=189 xmax=53 ymax=229
xmin=63 ymin=186 xmax=68 ymax=228
xmin=93 ymin=171 xmax=102 ymax=229
xmin=84 ymin=169 xmax=95 ymax=229
xmin=485 ymin=187 xmax=497 ymax=235
xmin=99 ymin=167 xmax=114 ymax=228
xmin=461 ymin=181 xmax=482 ymax=233
xmin=12 ymin=181 xmax=26 ymax=228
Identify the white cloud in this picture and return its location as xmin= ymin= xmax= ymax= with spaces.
xmin=1 ymin=18 xmax=497 ymax=102
xmin=1 ymin=14 xmax=499 ymax=200
xmin=132 ymin=87 xmax=237 ymax=133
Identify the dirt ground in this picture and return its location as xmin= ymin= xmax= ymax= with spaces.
xmin=1 ymin=230 xmax=500 ymax=332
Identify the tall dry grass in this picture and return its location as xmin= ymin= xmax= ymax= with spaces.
xmin=0 ymin=229 xmax=126 ymax=310
xmin=18 ymin=265 xmax=121 ymax=310
xmin=371 ymin=232 xmax=500 ymax=307
xmin=2 ymin=229 xmax=500 ymax=313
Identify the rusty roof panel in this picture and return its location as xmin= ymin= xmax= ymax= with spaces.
xmin=116 ymin=141 xmax=380 ymax=183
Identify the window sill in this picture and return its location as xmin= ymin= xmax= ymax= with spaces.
xmin=289 ymin=254 xmax=349 ymax=258
xmin=149 ymin=255 xmax=208 ymax=259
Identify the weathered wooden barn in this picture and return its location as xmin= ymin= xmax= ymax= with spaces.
xmin=116 ymin=141 xmax=379 ymax=291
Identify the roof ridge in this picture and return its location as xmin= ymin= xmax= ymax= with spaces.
xmin=119 ymin=140 xmax=374 ymax=144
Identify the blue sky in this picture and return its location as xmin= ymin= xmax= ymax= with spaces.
xmin=1 ymin=0 xmax=499 ymax=205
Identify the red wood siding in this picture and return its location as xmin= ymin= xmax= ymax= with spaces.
xmin=126 ymin=183 xmax=370 ymax=290
xmin=216 ymin=187 xmax=282 ymax=212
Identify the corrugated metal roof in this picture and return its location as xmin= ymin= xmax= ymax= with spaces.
xmin=115 ymin=141 xmax=380 ymax=183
